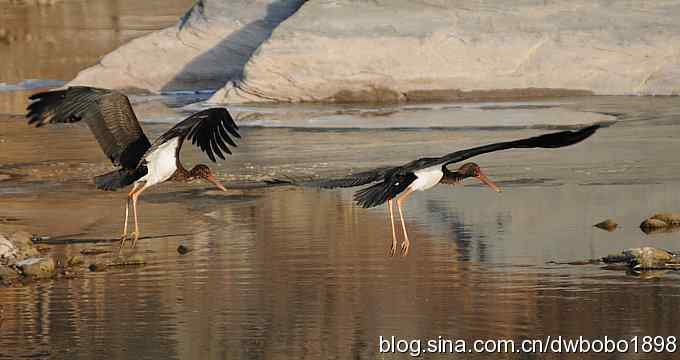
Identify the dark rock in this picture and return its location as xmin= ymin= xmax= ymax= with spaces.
xmin=600 ymin=247 xmax=680 ymax=270
xmin=177 ymin=244 xmax=192 ymax=255
xmin=594 ymin=219 xmax=618 ymax=231
xmin=89 ymin=262 xmax=107 ymax=272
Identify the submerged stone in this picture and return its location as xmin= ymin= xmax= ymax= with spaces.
xmin=0 ymin=232 xmax=40 ymax=265
xmin=640 ymin=213 xmax=680 ymax=234
xmin=624 ymin=247 xmax=675 ymax=270
xmin=16 ymin=256 xmax=56 ymax=279
xmin=0 ymin=265 xmax=20 ymax=284
xmin=0 ymin=235 xmax=18 ymax=263
xmin=649 ymin=213 xmax=680 ymax=225
xmin=640 ymin=218 xmax=668 ymax=230
xmin=9 ymin=231 xmax=39 ymax=260
xmin=88 ymin=262 xmax=107 ymax=272
xmin=594 ymin=219 xmax=618 ymax=232
xmin=177 ymin=244 xmax=192 ymax=255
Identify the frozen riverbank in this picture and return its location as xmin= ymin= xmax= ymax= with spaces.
xmin=68 ymin=0 xmax=680 ymax=103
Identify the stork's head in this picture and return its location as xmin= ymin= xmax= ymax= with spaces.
xmin=457 ymin=163 xmax=501 ymax=193
xmin=189 ymin=164 xmax=227 ymax=192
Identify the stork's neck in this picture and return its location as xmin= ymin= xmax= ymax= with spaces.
xmin=439 ymin=167 xmax=465 ymax=185
xmin=170 ymin=164 xmax=191 ymax=182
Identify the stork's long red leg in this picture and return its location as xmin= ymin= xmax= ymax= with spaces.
xmin=387 ymin=199 xmax=398 ymax=256
xmin=130 ymin=184 xmax=149 ymax=248
xmin=396 ymin=188 xmax=414 ymax=256
xmin=120 ymin=183 xmax=141 ymax=247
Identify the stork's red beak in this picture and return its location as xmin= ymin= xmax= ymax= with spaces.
xmin=206 ymin=174 xmax=227 ymax=192
xmin=476 ymin=170 xmax=501 ymax=193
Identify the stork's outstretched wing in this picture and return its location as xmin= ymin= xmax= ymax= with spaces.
xmin=26 ymin=86 xmax=151 ymax=169
xmin=277 ymin=167 xmax=395 ymax=189
xmin=146 ymin=108 xmax=240 ymax=163
xmin=408 ymin=124 xmax=601 ymax=170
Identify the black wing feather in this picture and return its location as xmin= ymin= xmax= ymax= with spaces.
xmin=26 ymin=86 xmax=151 ymax=169
xmin=279 ymin=167 xmax=395 ymax=189
xmin=354 ymin=171 xmax=417 ymax=208
xmin=145 ymin=108 xmax=240 ymax=163
xmin=270 ymin=124 xmax=599 ymax=208
xmin=410 ymin=124 xmax=600 ymax=170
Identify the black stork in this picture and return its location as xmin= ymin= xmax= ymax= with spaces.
xmin=26 ymin=86 xmax=240 ymax=247
xmin=289 ymin=125 xmax=599 ymax=256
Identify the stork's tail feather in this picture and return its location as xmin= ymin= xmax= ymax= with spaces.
xmin=354 ymin=181 xmax=392 ymax=208
xmin=94 ymin=168 xmax=146 ymax=191
xmin=354 ymin=172 xmax=417 ymax=208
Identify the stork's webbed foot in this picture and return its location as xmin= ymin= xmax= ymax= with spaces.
xmin=119 ymin=234 xmax=129 ymax=247
xmin=400 ymin=239 xmax=410 ymax=256
xmin=129 ymin=232 xmax=140 ymax=248
xmin=389 ymin=240 xmax=398 ymax=257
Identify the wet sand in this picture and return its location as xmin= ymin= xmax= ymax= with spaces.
xmin=2 ymin=96 xmax=680 ymax=359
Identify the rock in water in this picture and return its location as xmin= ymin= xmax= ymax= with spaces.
xmin=624 ymin=247 xmax=675 ymax=270
xmin=0 ymin=266 xmax=20 ymax=285
xmin=88 ymin=262 xmax=107 ymax=272
xmin=594 ymin=219 xmax=618 ymax=231
xmin=0 ymin=235 xmax=18 ymax=263
xmin=640 ymin=218 xmax=668 ymax=230
xmin=601 ymin=247 xmax=680 ymax=270
xmin=640 ymin=213 xmax=680 ymax=233
xmin=0 ymin=232 xmax=39 ymax=264
xmin=650 ymin=213 xmax=680 ymax=225
xmin=177 ymin=243 xmax=192 ymax=255
xmin=16 ymin=257 xmax=56 ymax=279
xmin=9 ymin=231 xmax=39 ymax=259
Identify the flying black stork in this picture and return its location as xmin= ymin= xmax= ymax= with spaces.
xmin=26 ymin=86 xmax=240 ymax=247
xmin=288 ymin=125 xmax=599 ymax=256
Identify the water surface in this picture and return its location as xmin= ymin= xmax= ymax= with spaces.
xmin=2 ymin=96 xmax=680 ymax=359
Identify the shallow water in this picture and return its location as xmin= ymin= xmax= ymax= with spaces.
xmin=2 ymin=96 xmax=680 ymax=359
xmin=3 ymin=2 xmax=680 ymax=358
xmin=0 ymin=0 xmax=192 ymax=114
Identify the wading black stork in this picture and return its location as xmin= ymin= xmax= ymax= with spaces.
xmin=26 ymin=86 xmax=240 ymax=247
xmin=288 ymin=125 xmax=599 ymax=256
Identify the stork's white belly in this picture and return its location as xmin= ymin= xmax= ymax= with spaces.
xmin=140 ymin=138 xmax=179 ymax=186
xmin=410 ymin=166 xmax=444 ymax=192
